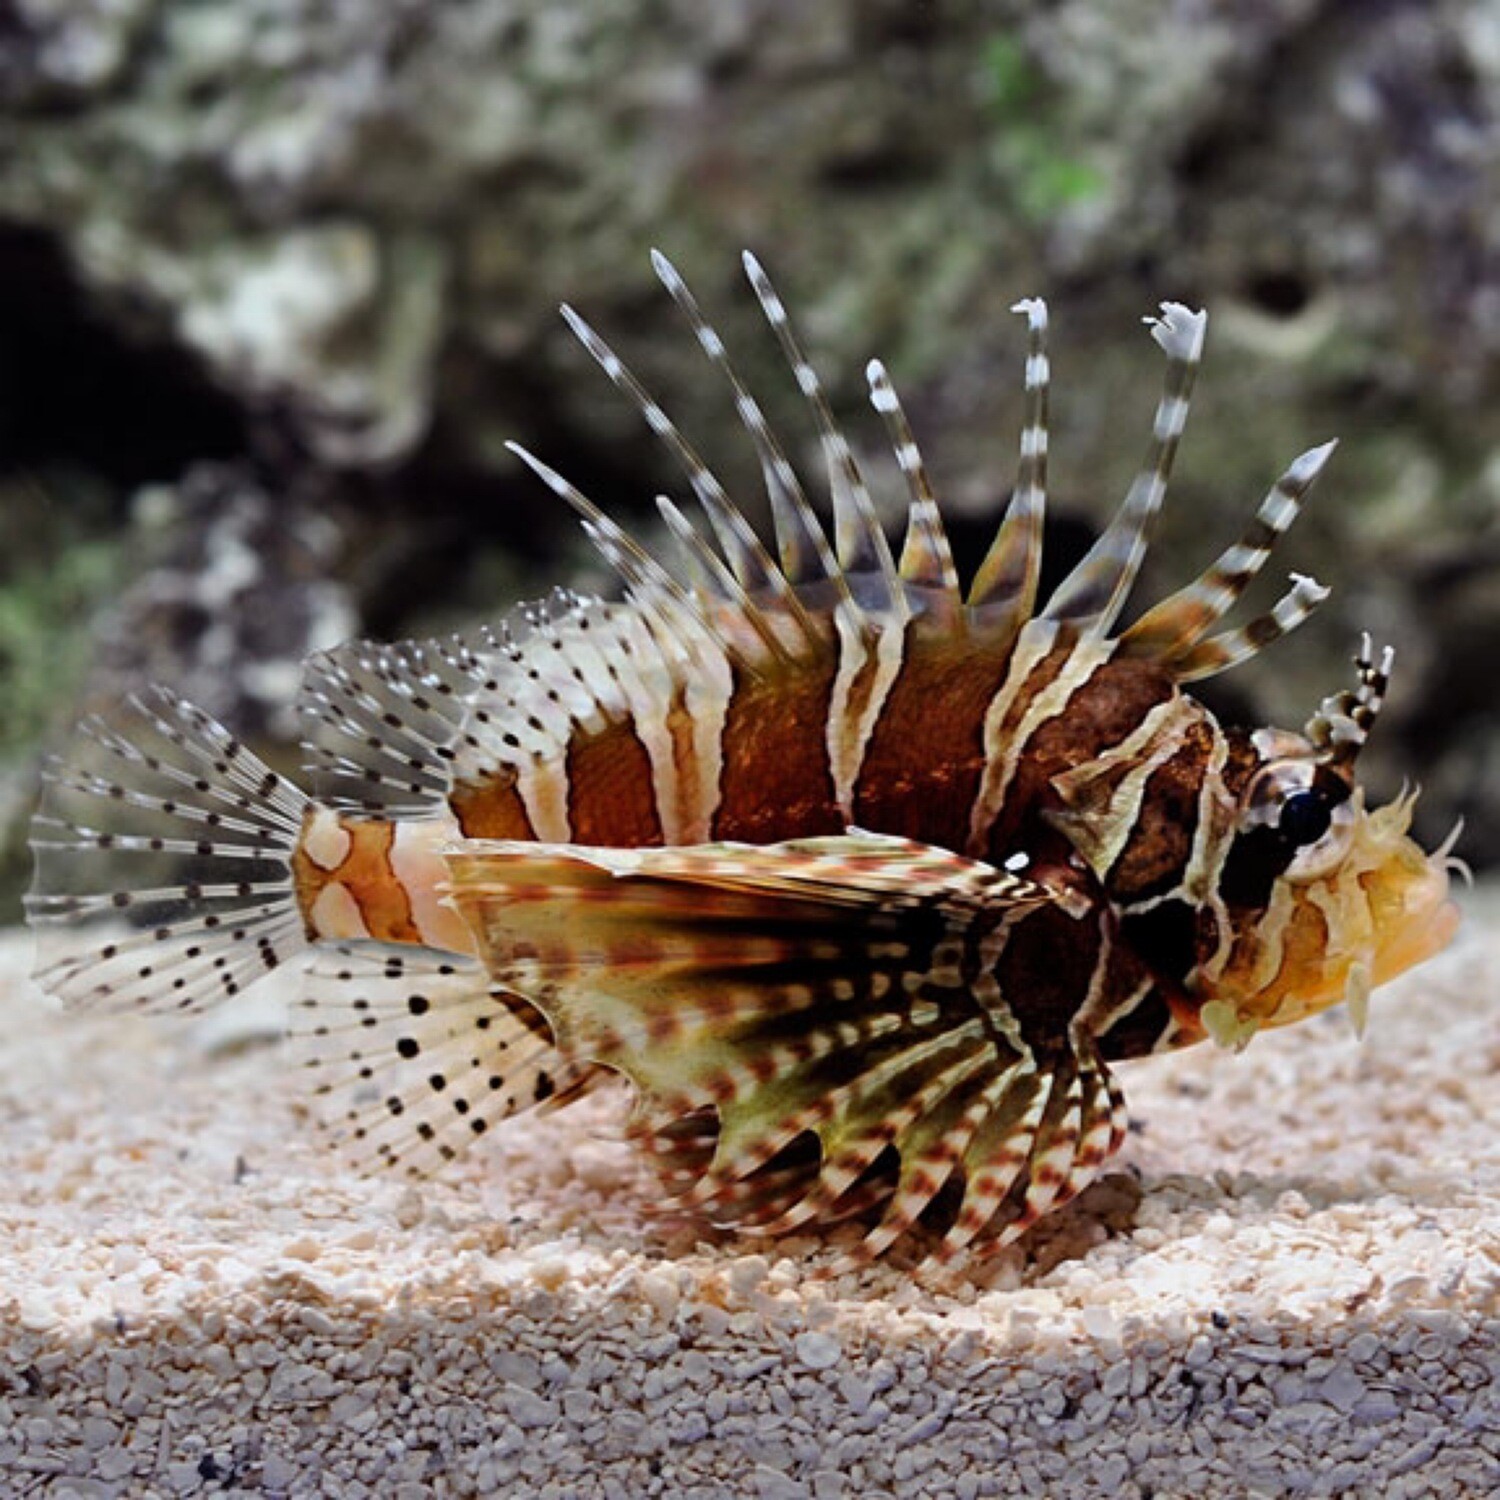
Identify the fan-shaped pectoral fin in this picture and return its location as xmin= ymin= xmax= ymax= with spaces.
xmin=443 ymin=830 xmax=1094 ymax=1257
xmin=935 ymin=1032 xmax=1128 ymax=1263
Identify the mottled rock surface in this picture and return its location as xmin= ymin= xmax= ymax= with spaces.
xmin=0 ymin=891 xmax=1496 ymax=1496
xmin=2 ymin=0 xmax=1499 ymax=906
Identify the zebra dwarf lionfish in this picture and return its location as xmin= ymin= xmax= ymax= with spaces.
xmin=28 ymin=251 xmax=1462 ymax=1262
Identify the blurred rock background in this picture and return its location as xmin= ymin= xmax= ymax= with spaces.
xmin=0 ymin=0 xmax=1496 ymax=915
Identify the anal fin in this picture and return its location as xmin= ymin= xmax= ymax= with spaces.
xmin=290 ymin=942 xmax=594 ymax=1177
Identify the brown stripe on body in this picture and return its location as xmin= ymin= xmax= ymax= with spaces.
xmin=1103 ymin=718 xmax=1213 ymax=904
xmin=852 ymin=627 xmax=1016 ymax=851
xmin=712 ymin=658 xmax=844 ymax=841
xmin=565 ymin=715 xmax=665 ymax=846
xmin=1093 ymin=983 xmax=1179 ymax=1060
xmin=987 ymin=900 xmax=1109 ymax=1052
xmin=987 ymin=654 xmax=1177 ymax=862
xmin=323 ymin=818 xmax=422 ymax=943
xmin=1066 ymin=923 xmax=1195 ymax=1062
xmin=449 ymin=767 xmax=539 ymax=841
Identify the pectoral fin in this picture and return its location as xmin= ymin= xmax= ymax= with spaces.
xmin=444 ymin=830 xmax=1126 ymax=1258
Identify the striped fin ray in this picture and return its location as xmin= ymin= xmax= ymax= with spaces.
xmin=444 ymin=830 xmax=1125 ymax=1259
xmin=298 ymin=633 xmax=484 ymax=813
xmin=650 ymin=249 xmax=835 ymax=609
xmin=1120 ymin=439 xmax=1338 ymax=666
xmin=963 ymin=1039 xmax=1123 ymax=1259
xmin=1168 ymin=571 xmax=1330 ymax=682
xmin=558 ymin=301 xmax=795 ymax=612
xmin=742 ymin=252 xmax=900 ymax=603
xmin=291 ymin=942 xmax=594 ymax=1177
xmin=1044 ymin=302 xmax=1208 ymax=632
xmin=27 ymin=688 xmax=310 ymax=1014
xmin=970 ymin=297 xmax=1050 ymax=623
xmin=865 ymin=359 xmax=961 ymax=614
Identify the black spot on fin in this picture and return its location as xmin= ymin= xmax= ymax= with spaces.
xmin=290 ymin=941 xmax=595 ymax=1178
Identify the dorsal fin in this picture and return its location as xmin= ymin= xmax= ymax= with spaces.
xmin=1121 ymin=439 xmax=1337 ymax=667
xmin=741 ymin=252 xmax=899 ymax=610
xmin=865 ymin=359 xmax=960 ymax=618
xmin=650 ymin=250 xmax=833 ymax=610
xmin=506 ymin=257 xmax=1335 ymax=695
xmin=1043 ymin=302 xmax=1207 ymax=632
xmin=970 ymin=297 xmax=1050 ymax=627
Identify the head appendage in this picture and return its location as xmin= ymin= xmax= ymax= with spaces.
xmin=740 ymin=252 xmax=899 ymax=600
xmin=1042 ymin=302 xmax=1208 ymax=632
xmin=970 ymin=297 xmax=1050 ymax=622
xmin=1305 ymin=632 xmax=1393 ymax=770
xmin=865 ymin=359 xmax=960 ymax=610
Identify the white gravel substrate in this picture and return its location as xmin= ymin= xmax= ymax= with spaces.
xmin=1 ymin=891 xmax=1497 ymax=1500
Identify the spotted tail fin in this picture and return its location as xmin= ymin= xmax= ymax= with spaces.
xmin=27 ymin=688 xmax=312 ymax=1014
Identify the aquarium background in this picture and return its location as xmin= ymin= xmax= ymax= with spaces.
xmin=1 ymin=0 xmax=1496 ymax=918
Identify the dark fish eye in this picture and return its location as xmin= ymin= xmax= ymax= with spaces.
xmin=1279 ymin=789 xmax=1332 ymax=846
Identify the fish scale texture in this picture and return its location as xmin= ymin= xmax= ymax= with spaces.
xmin=0 ymin=899 xmax=1496 ymax=1500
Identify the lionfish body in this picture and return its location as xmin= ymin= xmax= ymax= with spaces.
xmin=29 ymin=254 xmax=1461 ymax=1260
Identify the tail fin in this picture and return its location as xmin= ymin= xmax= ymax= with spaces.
xmin=26 ymin=688 xmax=311 ymax=1014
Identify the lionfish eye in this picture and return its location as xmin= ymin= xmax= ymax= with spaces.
xmin=1227 ymin=757 xmax=1356 ymax=901
xmin=1278 ymin=788 xmax=1333 ymax=847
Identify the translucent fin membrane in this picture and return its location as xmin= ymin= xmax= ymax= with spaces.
xmin=27 ymin=689 xmax=310 ymax=1014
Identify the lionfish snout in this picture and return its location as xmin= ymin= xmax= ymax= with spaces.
xmin=1201 ymin=640 xmax=1463 ymax=1047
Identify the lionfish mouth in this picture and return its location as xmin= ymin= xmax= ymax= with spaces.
xmin=1202 ymin=792 xmax=1463 ymax=1047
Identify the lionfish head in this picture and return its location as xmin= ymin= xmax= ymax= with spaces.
xmin=1197 ymin=636 xmax=1462 ymax=1046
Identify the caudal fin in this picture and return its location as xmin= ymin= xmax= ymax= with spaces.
xmin=26 ymin=688 xmax=311 ymax=1014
